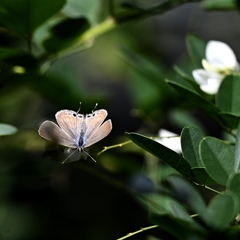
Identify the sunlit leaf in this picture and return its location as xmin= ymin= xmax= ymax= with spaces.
xmin=0 ymin=124 xmax=17 ymax=136
xmin=126 ymin=132 xmax=192 ymax=178
xmin=62 ymin=0 xmax=101 ymax=24
xmin=200 ymin=137 xmax=235 ymax=186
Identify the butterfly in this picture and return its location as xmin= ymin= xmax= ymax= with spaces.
xmin=38 ymin=108 xmax=112 ymax=163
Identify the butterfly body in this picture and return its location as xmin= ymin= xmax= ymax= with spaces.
xmin=38 ymin=109 xmax=112 ymax=162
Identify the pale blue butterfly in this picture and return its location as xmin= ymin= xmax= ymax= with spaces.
xmin=38 ymin=108 xmax=112 ymax=163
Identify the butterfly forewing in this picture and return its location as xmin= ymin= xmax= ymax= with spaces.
xmin=38 ymin=121 xmax=76 ymax=148
xmin=84 ymin=119 xmax=112 ymax=148
xmin=84 ymin=109 xmax=108 ymax=140
xmin=56 ymin=110 xmax=84 ymax=141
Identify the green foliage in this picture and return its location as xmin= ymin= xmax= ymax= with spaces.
xmin=205 ymin=193 xmax=237 ymax=229
xmin=200 ymin=137 xmax=235 ymax=186
xmin=202 ymin=0 xmax=237 ymax=10
xmin=186 ymin=35 xmax=206 ymax=69
xmin=216 ymin=75 xmax=240 ymax=116
xmin=126 ymin=132 xmax=192 ymax=178
xmin=181 ymin=126 xmax=204 ymax=168
xmin=0 ymin=0 xmax=66 ymax=36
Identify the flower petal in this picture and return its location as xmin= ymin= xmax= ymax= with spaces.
xmin=192 ymin=69 xmax=209 ymax=85
xmin=206 ymin=41 xmax=238 ymax=70
xmin=200 ymin=77 xmax=222 ymax=95
xmin=192 ymin=69 xmax=222 ymax=94
xmin=157 ymin=129 xmax=182 ymax=153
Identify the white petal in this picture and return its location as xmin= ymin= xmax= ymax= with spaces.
xmin=200 ymin=77 xmax=222 ymax=95
xmin=206 ymin=41 xmax=238 ymax=70
xmin=157 ymin=129 xmax=182 ymax=153
xmin=192 ymin=69 xmax=222 ymax=94
xmin=192 ymin=69 xmax=210 ymax=85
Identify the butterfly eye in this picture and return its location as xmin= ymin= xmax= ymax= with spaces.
xmin=73 ymin=113 xmax=77 ymax=117
xmin=78 ymin=115 xmax=83 ymax=118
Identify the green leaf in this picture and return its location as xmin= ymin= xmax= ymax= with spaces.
xmin=206 ymin=193 xmax=237 ymax=229
xmin=218 ymin=112 xmax=239 ymax=130
xmin=43 ymin=17 xmax=91 ymax=53
xmin=171 ymin=66 xmax=201 ymax=93
xmin=126 ymin=132 xmax=192 ymax=178
xmin=191 ymin=167 xmax=216 ymax=185
xmin=167 ymin=175 xmax=206 ymax=215
xmin=0 ymin=48 xmax=24 ymax=60
xmin=200 ymin=137 xmax=235 ymax=186
xmin=227 ymin=172 xmax=240 ymax=209
xmin=166 ymin=80 xmax=225 ymax=127
xmin=181 ymin=126 xmax=204 ymax=168
xmin=173 ymin=65 xmax=194 ymax=82
xmin=0 ymin=49 xmax=37 ymax=69
xmin=0 ymin=124 xmax=17 ymax=136
xmin=235 ymin=121 xmax=240 ymax=171
xmin=170 ymin=202 xmax=194 ymax=223
xmin=202 ymin=0 xmax=236 ymax=10
xmin=150 ymin=214 xmax=206 ymax=240
xmin=62 ymin=0 xmax=101 ymax=25
xmin=186 ymin=35 xmax=206 ymax=68
xmin=216 ymin=75 xmax=240 ymax=116
xmin=0 ymin=0 xmax=66 ymax=36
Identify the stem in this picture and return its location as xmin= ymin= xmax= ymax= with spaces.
xmin=56 ymin=17 xmax=116 ymax=59
xmin=194 ymin=182 xmax=222 ymax=195
xmin=117 ymin=225 xmax=158 ymax=240
xmin=97 ymin=140 xmax=132 ymax=155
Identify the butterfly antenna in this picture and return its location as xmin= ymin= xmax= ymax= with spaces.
xmin=62 ymin=148 xmax=78 ymax=164
xmin=92 ymin=103 xmax=98 ymax=113
xmin=83 ymin=149 xmax=96 ymax=162
xmin=77 ymin=102 xmax=82 ymax=114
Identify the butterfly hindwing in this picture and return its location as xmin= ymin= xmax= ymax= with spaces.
xmin=84 ymin=119 xmax=112 ymax=148
xmin=84 ymin=109 xmax=108 ymax=140
xmin=38 ymin=121 xmax=76 ymax=148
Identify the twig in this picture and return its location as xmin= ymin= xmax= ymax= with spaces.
xmin=97 ymin=140 xmax=132 ymax=155
xmin=117 ymin=225 xmax=158 ymax=240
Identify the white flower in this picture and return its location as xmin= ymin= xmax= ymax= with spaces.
xmin=192 ymin=41 xmax=239 ymax=95
xmin=157 ymin=129 xmax=182 ymax=153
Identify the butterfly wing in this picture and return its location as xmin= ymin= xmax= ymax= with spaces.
xmin=84 ymin=109 xmax=108 ymax=140
xmin=38 ymin=120 xmax=76 ymax=148
xmin=55 ymin=110 xmax=84 ymax=141
xmin=84 ymin=119 xmax=112 ymax=148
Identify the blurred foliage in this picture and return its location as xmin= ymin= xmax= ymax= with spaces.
xmin=1 ymin=0 xmax=240 ymax=240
